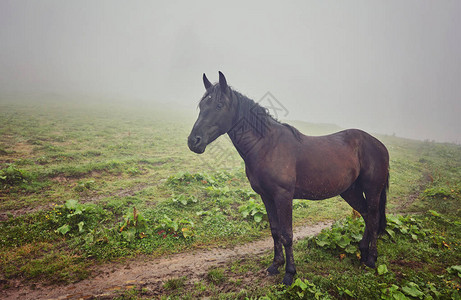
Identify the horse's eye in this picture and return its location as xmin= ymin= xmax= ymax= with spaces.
xmin=216 ymin=102 xmax=223 ymax=110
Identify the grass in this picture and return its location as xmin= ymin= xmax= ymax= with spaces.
xmin=207 ymin=268 xmax=227 ymax=285
xmin=164 ymin=276 xmax=187 ymax=291
xmin=158 ymin=213 xmax=460 ymax=299
xmin=291 ymin=213 xmax=461 ymax=299
xmin=1 ymin=97 xmax=460 ymax=298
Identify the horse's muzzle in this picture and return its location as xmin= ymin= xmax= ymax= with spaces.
xmin=188 ymin=135 xmax=206 ymax=154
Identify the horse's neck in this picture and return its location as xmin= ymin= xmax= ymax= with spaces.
xmin=226 ymin=93 xmax=273 ymax=160
xmin=227 ymin=128 xmax=259 ymax=160
xmin=227 ymin=118 xmax=274 ymax=161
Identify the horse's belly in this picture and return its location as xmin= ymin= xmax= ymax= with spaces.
xmin=293 ymin=188 xmax=345 ymax=200
xmin=293 ymin=175 xmax=354 ymax=200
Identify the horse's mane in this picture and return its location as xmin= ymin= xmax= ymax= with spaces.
xmin=229 ymin=87 xmax=302 ymax=141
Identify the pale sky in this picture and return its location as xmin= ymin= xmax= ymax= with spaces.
xmin=1 ymin=1 xmax=460 ymax=143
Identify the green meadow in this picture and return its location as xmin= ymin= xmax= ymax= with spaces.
xmin=1 ymin=98 xmax=460 ymax=299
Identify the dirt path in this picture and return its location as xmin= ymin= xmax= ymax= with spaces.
xmin=1 ymin=222 xmax=331 ymax=300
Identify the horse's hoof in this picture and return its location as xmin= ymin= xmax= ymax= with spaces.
xmin=267 ymin=265 xmax=280 ymax=276
xmin=282 ymin=273 xmax=294 ymax=286
xmin=364 ymin=257 xmax=377 ymax=268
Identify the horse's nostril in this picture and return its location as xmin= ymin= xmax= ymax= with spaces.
xmin=188 ymin=135 xmax=205 ymax=153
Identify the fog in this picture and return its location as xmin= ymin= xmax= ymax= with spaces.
xmin=1 ymin=1 xmax=460 ymax=143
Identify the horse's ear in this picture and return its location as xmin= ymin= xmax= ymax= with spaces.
xmin=218 ymin=71 xmax=228 ymax=92
xmin=203 ymin=73 xmax=212 ymax=90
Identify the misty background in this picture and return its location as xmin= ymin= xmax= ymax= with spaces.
xmin=1 ymin=1 xmax=460 ymax=143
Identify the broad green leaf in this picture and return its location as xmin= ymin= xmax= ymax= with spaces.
xmin=56 ymin=224 xmax=70 ymax=235
xmin=447 ymin=265 xmax=461 ymax=278
xmin=315 ymin=239 xmax=329 ymax=247
xmin=428 ymin=210 xmax=440 ymax=217
xmin=254 ymin=213 xmax=263 ymax=223
xmin=344 ymin=289 xmax=354 ymax=297
xmin=351 ymin=232 xmax=362 ymax=241
xmin=65 ymin=199 xmax=79 ymax=210
xmin=401 ymin=282 xmax=424 ymax=298
xmin=294 ymin=278 xmax=307 ymax=290
xmin=78 ymin=221 xmax=84 ymax=232
xmin=337 ymin=236 xmax=352 ymax=249
xmin=377 ymin=264 xmax=388 ymax=275
xmin=392 ymin=217 xmax=403 ymax=226
xmin=345 ymin=244 xmax=356 ymax=254
xmin=392 ymin=291 xmax=410 ymax=300
xmin=67 ymin=208 xmax=83 ymax=218
xmin=448 ymin=265 xmax=461 ymax=272
xmin=386 ymin=228 xmax=396 ymax=240
xmin=381 ymin=285 xmax=410 ymax=300
xmin=172 ymin=221 xmax=179 ymax=232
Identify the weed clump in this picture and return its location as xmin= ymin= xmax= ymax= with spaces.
xmin=423 ymin=187 xmax=452 ymax=198
xmin=0 ymin=165 xmax=31 ymax=186
xmin=52 ymin=199 xmax=108 ymax=236
xmin=207 ymin=268 xmax=226 ymax=284
xmin=239 ymin=199 xmax=268 ymax=225
xmin=163 ymin=276 xmax=187 ymax=290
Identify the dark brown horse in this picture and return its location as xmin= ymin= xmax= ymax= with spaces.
xmin=188 ymin=72 xmax=389 ymax=285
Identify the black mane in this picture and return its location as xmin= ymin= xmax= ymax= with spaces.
xmin=229 ymin=88 xmax=301 ymax=141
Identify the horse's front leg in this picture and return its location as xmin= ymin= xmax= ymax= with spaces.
xmin=273 ymin=191 xmax=296 ymax=286
xmin=261 ymin=195 xmax=284 ymax=275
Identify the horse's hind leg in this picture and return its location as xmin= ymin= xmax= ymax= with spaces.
xmin=362 ymin=189 xmax=383 ymax=268
xmin=261 ymin=195 xmax=285 ymax=275
xmin=340 ymin=184 xmax=371 ymax=264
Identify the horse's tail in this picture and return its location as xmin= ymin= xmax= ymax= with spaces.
xmin=378 ymin=173 xmax=389 ymax=235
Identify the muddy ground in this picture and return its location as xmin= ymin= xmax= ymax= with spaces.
xmin=1 ymin=222 xmax=331 ymax=299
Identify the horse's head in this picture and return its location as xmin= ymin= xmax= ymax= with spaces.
xmin=188 ymin=72 xmax=236 ymax=154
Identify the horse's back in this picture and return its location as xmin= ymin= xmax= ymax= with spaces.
xmin=299 ymin=128 xmax=388 ymax=163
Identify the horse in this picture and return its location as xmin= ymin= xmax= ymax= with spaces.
xmin=187 ymin=72 xmax=389 ymax=285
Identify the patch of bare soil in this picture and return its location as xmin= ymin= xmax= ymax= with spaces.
xmin=390 ymin=259 xmax=425 ymax=269
xmin=0 ymin=203 xmax=56 ymax=221
xmin=0 ymin=222 xmax=331 ymax=300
